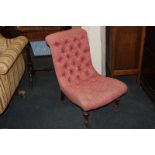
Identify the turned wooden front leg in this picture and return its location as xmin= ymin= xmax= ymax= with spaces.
xmin=83 ymin=111 xmax=89 ymax=128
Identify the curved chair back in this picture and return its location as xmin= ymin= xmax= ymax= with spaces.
xmin=46 ymin=28 xmax=97 ymax=88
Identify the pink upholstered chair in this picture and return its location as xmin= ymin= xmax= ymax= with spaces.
xmin=45 ymin=28 xmax=128 ymax=128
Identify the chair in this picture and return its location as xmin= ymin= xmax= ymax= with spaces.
xmin=45 ymin=28 xmax=128 ymax=127
xmin=0 ymin=34 xmax=28 ymax=114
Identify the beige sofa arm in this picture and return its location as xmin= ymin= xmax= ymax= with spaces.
xmin=0 ymin=36 xmax=28 ymax=75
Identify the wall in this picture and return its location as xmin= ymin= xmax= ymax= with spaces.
xmin=82 ymin=26 xmax=106 ymax=75
xmin=100 ymin=26 xmax=106 ymax=75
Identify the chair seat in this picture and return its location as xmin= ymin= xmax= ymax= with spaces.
xmin=62 ymin=74 xmax=128 ymax=111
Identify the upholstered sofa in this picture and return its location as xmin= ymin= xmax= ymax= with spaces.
xmin=0 ymin=34 xmax=28 ymax=114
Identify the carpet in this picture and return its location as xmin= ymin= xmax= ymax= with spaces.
xmin=0 ymin=66 xmax=155 ymax=129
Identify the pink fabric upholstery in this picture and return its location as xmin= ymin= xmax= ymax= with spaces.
xmin=46 ymin=28 xmax=128 ymax=111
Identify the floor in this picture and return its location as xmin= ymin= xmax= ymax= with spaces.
xmin=0 ymin=60 xmax=155 ymax=128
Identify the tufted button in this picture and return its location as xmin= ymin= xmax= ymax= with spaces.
xmin=62 ymin=72 xmax=66 ymax=77
xmin=70 ymin=45 xmax=73 ymax=50
xmin=83 ymin=49 xmax=88 ymax=53
xmin=85 ymin=62 xmax=90 ymax=67
xmin=69 ymin=69 xmax=74 ymax=74
xmin=64 ymin=40 xmax=69 ymax=44
xmin=68 ymin=77 xmax=71 ymax=82
xmin=57 ymin=57 xmax=63 ymax=63
xmin=53 ymin=42 xmax=60 ymax=47
xmin=80 ymin=56 xmax=85 ymax=62
xmin=64 ymin=62 xmax=68 ymax=69
xmin=76 ymin=75 xmax=80 ymax=80
xmin=77 ymin=42 xmax=81 ymax=48
xmin=75 ymin=51 xmax=79 ymax=56
xmin=77 ymin=65 xmax=81 ymax=71
xmin=61 ymin=47 xmax=65 ymax=53
xmin=72 ymin=61 xmax=75 ymax=66
xmin=73 ymin=37 xmax=78 ymax=42
xmin=66 ymin=54 xmax=70 ymax=59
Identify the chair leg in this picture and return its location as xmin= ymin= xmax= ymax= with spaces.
xmin=83 ymin=111 xmax=89 ymax=128
xmin=25 ymin=42 xmax=34 ymax=88
xmin=113 ymin=98 xmax=120 ymax=111
xmin=60 ymin=91 xmax=65 ymax=101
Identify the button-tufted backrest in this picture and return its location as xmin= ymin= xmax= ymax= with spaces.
xmin=46 ymin=28 xmax=97 ymax=87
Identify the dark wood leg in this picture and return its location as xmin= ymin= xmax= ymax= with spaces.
xmin=60 ymin=91 xmax=65 ymax=101
xmin=25 ymin=42 xmax=34 ymax=88
xmin=83 ymin=111 xmax=89 ymax=128
xmin=113 ymin=98 xmax=120 ymax=111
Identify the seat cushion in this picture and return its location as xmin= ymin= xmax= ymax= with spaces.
xmin=62 ymin=74 xmax=128 ymax=111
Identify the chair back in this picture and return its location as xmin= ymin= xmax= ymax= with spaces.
xmin=46 ymin=28 xmax=97 ymax=87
